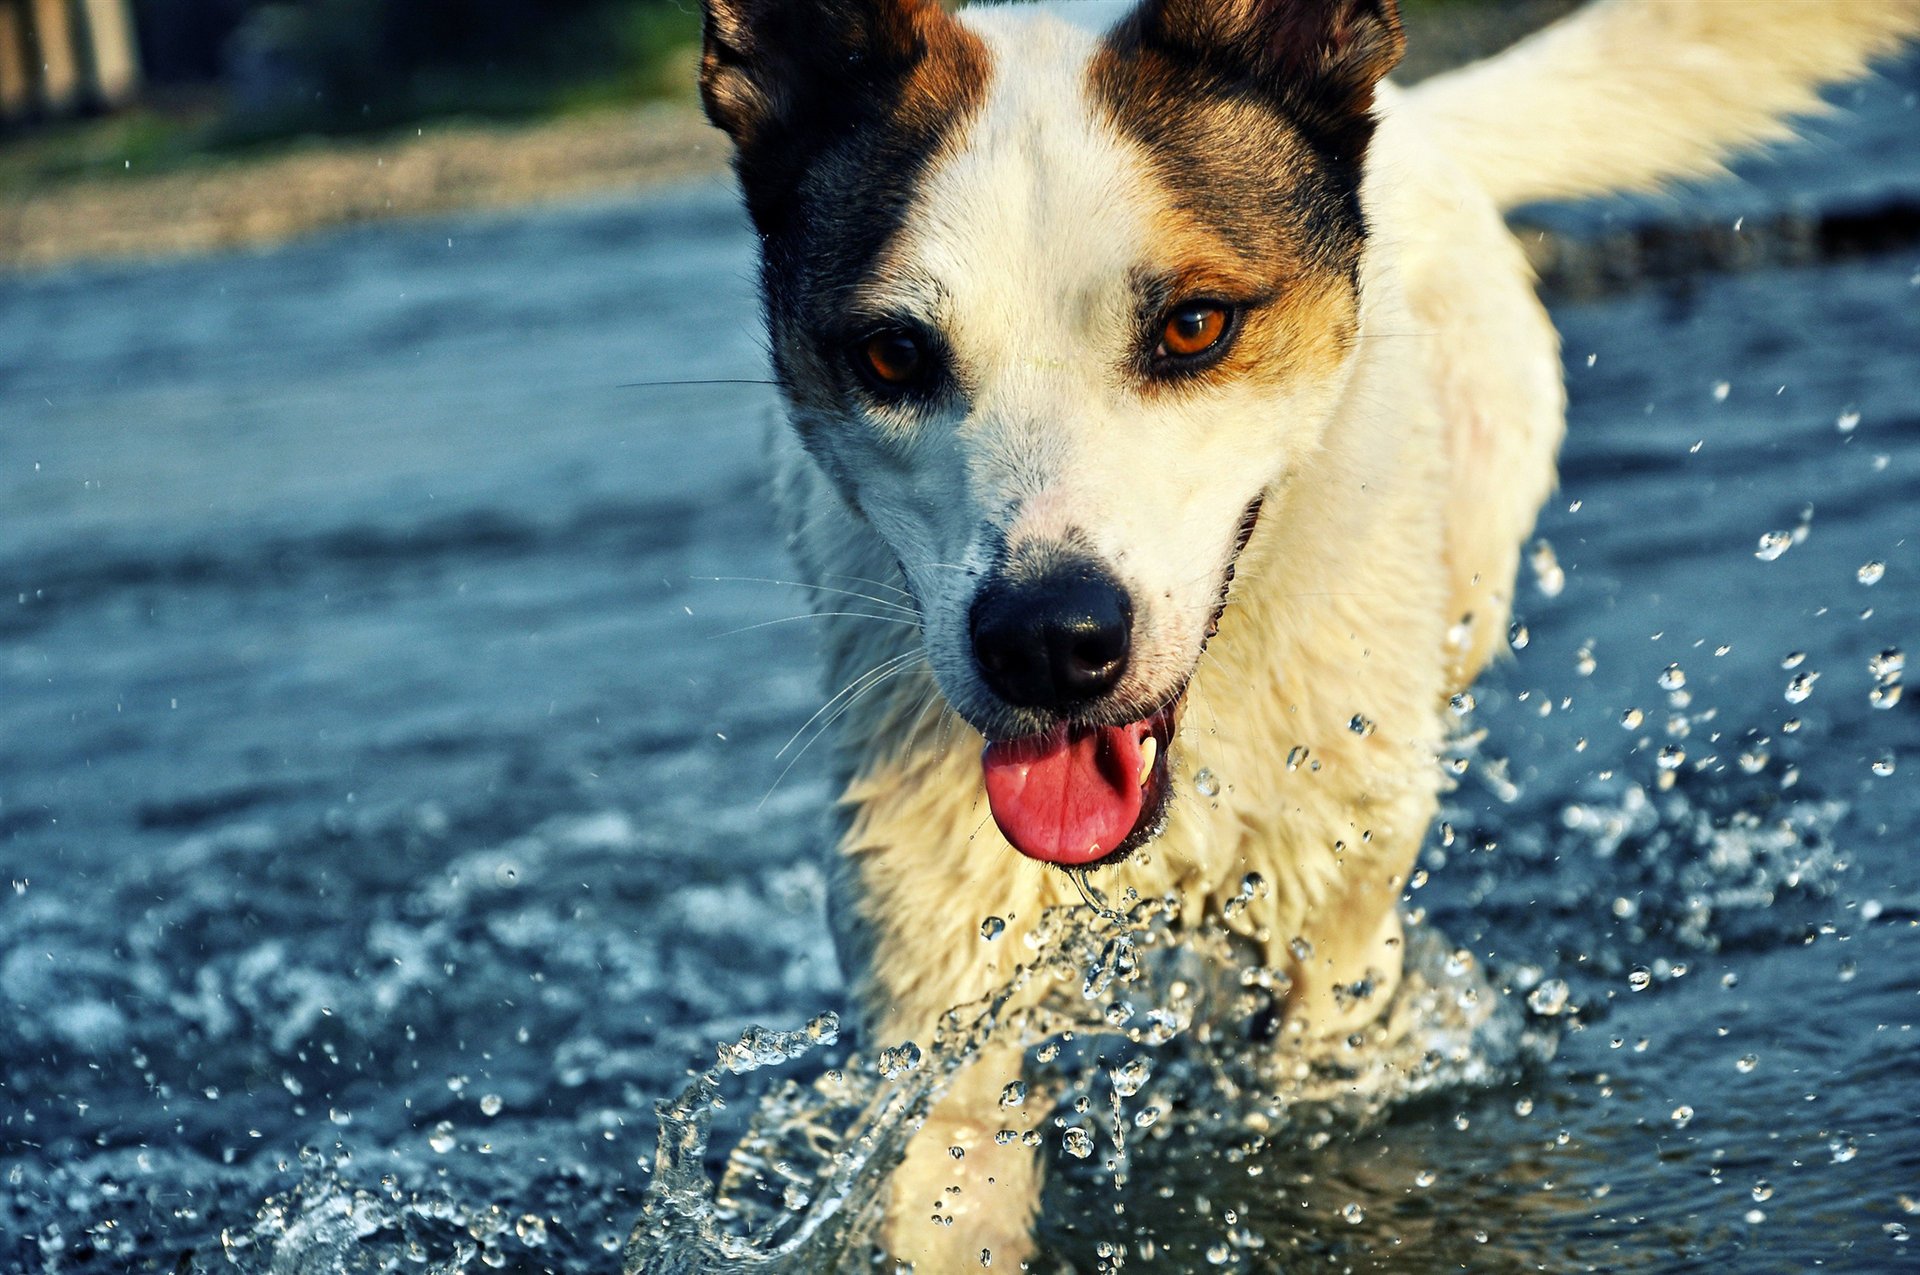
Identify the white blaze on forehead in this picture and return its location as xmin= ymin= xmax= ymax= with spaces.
xmin=870 ymin=9 xmax=1154 ymax=516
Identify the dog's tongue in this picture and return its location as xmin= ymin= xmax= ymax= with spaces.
xmin=982 ymin=720 xmax=1154 ymax=866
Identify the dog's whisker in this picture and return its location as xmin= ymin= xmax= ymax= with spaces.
xmin=616 ymin=377 xmax=781 ymax=388
xmin=699 ymin=575 xmax=921 ymax=615
xmin=761 ymin=657 xmax=919 ymax=809
xmin=907 ymin=684 xmax=948 ymax=744
xmin=823 ymin=572 xmax=918 ymax=602
xmin=774 ymin=651 xmax=919 ymax=762
xmin=709 ymin=611 xmax=921 ymax=639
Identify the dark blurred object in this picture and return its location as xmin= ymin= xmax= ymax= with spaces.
xmin=0 ymin=0 xmax=141 ymax=121
xmin=141 ymin=0 xmax=695 ymax=132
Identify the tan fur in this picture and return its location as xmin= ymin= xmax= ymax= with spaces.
xmin=733 ymin=1 xmax=1920 ymax=1266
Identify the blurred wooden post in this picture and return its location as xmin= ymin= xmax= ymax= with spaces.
xmin=29 ymin=0 xmax=80 ymax=112
xmin=0 ymin=2 xmax=33 ymax=121
xmin=78 ymin=0 xmax=137 ymax=105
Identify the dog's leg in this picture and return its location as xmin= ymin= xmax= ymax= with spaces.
xmin=881 ymin=1038 xmax=1041 ymax=1271
xmin=826 ymin=694 xmax=1061 ymax=1268
xmin=1275 ymin=800 xmax=1426 ymax=1042
xmin=1285 ymin=890 xmax=1408 ymax=1041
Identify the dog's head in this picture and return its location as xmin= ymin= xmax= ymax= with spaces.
xmin=703 ymin=0 xmax=1403 ymax=866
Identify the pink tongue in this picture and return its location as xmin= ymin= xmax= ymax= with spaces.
xmin=982 ymin=720 xmax=1151 ymax=866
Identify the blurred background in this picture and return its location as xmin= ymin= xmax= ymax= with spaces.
xmin=2 ymin=0 xmax=698 ymax=130
xmin=2 ymin=2 xmax=1917 ymax=1272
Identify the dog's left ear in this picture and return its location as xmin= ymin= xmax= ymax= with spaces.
xmin=1120 ymin=0 xmax=1404 ymax=156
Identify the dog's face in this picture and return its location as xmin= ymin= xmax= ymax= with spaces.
xmin=704 ymin=0 xmax=1402 ymax=865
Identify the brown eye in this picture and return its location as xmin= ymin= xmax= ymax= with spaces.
xmin=1157 ymin=302 xmax=1232 ymax=361
xmin=858 ymin=329 xmax=928 ymax=391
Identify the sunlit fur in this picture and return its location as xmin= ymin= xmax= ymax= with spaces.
xmin=733 ymin=0 xmax=1920 ymax=1265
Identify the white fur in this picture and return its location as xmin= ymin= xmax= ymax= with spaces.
xmin=756 ymin=2 xmax=1920 ymax=1266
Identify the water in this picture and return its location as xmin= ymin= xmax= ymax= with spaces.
xmin=3 ymin=176 xmax=1918 ymax=1270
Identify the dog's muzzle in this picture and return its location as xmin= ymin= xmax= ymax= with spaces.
xmin=975 ymin=498 xmax=1263 ymax=869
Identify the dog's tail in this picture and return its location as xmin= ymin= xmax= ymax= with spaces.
xmin=1406 ymin=0 xmax=1920 ymax=211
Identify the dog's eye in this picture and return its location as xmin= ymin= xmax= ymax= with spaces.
xmin=1156 ymin=302 xmax=1232 ymax=361
xmin=855 ymin=328 xmax=930 ymax=393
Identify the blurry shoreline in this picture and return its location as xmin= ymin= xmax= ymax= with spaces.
xmin=0 ymin=102 xmax=726 ymax=271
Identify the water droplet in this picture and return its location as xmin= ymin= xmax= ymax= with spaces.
xmin=1870 ymin=683 xmax=1904 ymax=710
xmin=1413 ymin=1169 xmax=1437 ymax=1189
xmin=1837 ymin=408 xmax=1861 ymax=433
xmin=1784 ymin=672 xmax=1818 ymax=704
xmin=1109 ymin=1056 xmax=1152 ymax=1098
xmin=1671 ymin=1105 xmax=1694 ymax=1128
xmin=1658 ymin=664 xmax=1686 ymax=690
xmin=1870 ymin=648 xmax=1906 ymax=679
xmin=479 ymin=1093 xmax=503 ymax=1118
xmin=1286 ymin=745 xmax=1309 ymax=770
xmin=1509 ymin=622 xmax=1530 ymax=650
xmin=1736 ymin=1054 xmax=1759 ymax=1074
xmin=1289 ymin=936 xmax=1314 ymax=963
xmin=877 ymin=1041 xmax=922 ymax=1078
xmin=1531 ymin=540 xmax=1566 ymax=597
xmin=1755 ymin=531 xmax=1792 ymax=561
xmin=1621 ymin=708 xmax=1645 ymax=729
xmin=1449 ymin=691 xmax=1476 ymax=716
xmin=1193 ymin=767 xmax=1221 ymax=798
xmin=999 ymin=1081 xmax=1026 ymax=1108
xmin=1627 ymin=967 xmax=1653 ymax=992
xmin=1575 ymin=646 xmax=1597 ymax=677
xmin=1134 ymin=1105 xmax=1161 ymax=1129
xmin=1341 ymin=1202 xmax=1366 ymax=1225
xmin=428 ymin=1122 xmax=456 ymax=1154
xmin=1857 ymin=560 xmax=1886 ymax=586
xmin=1872 ymin=754 xmax=1896 ymax=777
xmin=1752 ymin=1181 xmax=1773 ymax=1202
xmin=1656 ymin=745 xmax=1686 ymax=771
xmin=1061 ymin=1127 xmax=1095 ymax=1159
xmin=1527 ymin=978 xmax=1571 ymax=1017
xmin=979 ymin=916 xmax=1005 ymax=940
xmin=1830 ymin=1136 xmax=1859 ymax=1164
xmin=1712 ymin=381 xmax=1731 ymax=402
xmin=515 ymin=1214 xmax=547 ymax=1247
xmin=1348 ymin=713 xmax=1376 ymax=736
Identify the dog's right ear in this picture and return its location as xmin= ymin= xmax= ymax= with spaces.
xmin=699 ymin=0 xmax=981 ymax=230
xmin=700 ymin=0 xmax=931 ymax=150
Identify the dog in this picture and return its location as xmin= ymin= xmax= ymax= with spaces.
xmin=693 ymin=0 xmax=1920 ymax=1264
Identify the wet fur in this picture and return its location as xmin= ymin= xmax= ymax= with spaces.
xmin=697 ymin=0 xmax=1920 ymax=1265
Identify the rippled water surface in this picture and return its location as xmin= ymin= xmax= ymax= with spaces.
xmin=3 ymin=175 xmax=1917 ymax=1272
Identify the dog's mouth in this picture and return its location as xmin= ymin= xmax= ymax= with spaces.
xmin=978 ymin=497 xmax=1262 ymax=869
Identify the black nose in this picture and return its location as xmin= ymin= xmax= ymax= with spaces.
xmin=969 ymin=565 xmax=1132 ymax=710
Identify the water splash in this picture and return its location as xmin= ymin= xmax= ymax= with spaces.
xmin=624 ymin=888 xmax=1546 ymax=1273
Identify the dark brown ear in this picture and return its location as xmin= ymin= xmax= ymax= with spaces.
xmin=700 ymin=0 xmax=932 ymax=149
xmin=1122 ymin=0 xmax=1404 ymax=157
xmin=699 ymin=0 xmax=980 ymax=231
